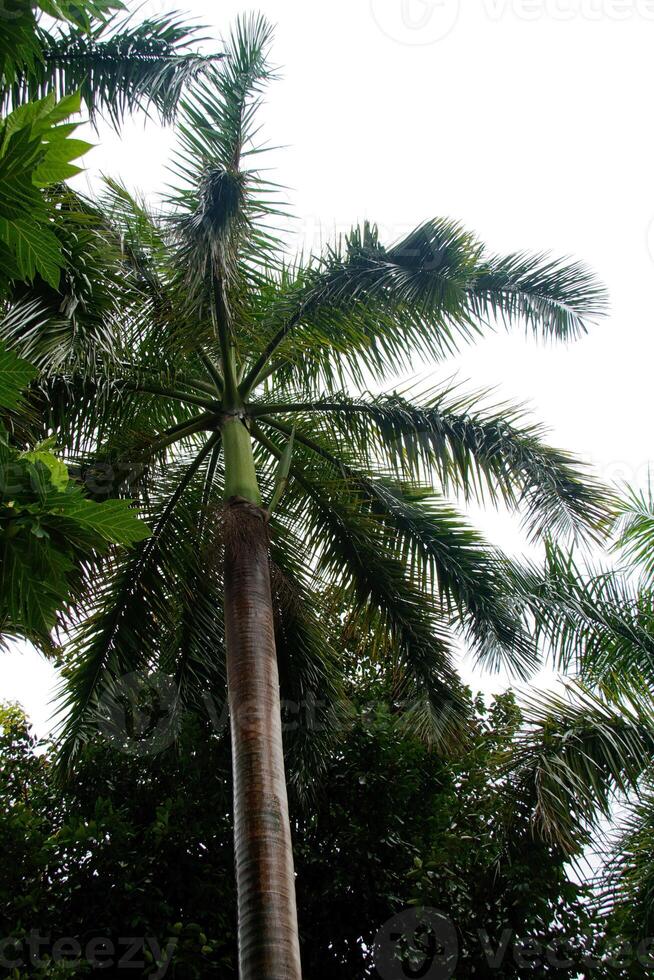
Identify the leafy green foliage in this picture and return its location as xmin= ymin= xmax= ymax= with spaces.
xmin=506 ymin=490 xmax=654 ymax=944
xmin=252 ymin=382 xmax=609 ymax=541
xmin=605 ymin=784 xmax=654 ymax=944
xmin=0 ymin=0 xmax=119 ymax=86
xmin=614 ymin=483 xmax=654 ymax=587
xmin=0 ymin=0 xmax=223 ymax=317
xmin=0 ymin=342 xmax=37 ymax=408
xmin=10 ymin=12 xmax=223 ymax=129
xmin=0 ymin=693 xmax=607 ymax=979
xmin=0 ymin=703 xmax=237 ymax=978
xmin=239 ymin=220 xmax=607 ymax=398
xmin=0 ymin=92 xmax=91 ymax=292
xmin=0 ymin=342 xmax=149 ymax=646
xmin=508 ymin=543 xmax=654 ymax=681
xmin=509 ymin=682 xmax=654 ymax=853
xmin=0 ymin=429 xmax=149 ymax=644
xmin=400 ymin=694 xmax=603 ymax=978
xmin=1 ymin=0 xmax=222 ymax=129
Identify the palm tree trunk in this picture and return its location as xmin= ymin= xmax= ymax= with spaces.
xmin=222 ymin=419 xmax=302 ymax=980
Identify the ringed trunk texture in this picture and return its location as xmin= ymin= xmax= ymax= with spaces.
xmin=223 ymin=496 xmax=303 ymax=980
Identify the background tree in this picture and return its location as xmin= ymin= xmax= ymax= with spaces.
xmin=0 ymin=14 xmax=611 ymax=980
xmin=0 ymin=686 xmax=608 ymax=979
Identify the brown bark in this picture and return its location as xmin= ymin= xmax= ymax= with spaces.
xmin=223 ymin=496 xmax=303 ymax=980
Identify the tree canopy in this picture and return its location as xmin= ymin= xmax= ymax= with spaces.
xmin=0 ymin=687 xmax=613 ymax=979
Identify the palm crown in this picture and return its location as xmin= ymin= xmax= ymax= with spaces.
xmin=1 ymin=13 xmax=612 ymax=764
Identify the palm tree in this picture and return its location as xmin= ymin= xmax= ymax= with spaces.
xmin=2 ymin=15 xmax=612 ymax=979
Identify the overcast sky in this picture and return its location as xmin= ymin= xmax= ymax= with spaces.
xmin=4 ymin=0 xmax=654 ymax=738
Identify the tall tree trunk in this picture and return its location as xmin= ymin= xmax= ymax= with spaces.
xmin=222 ymin=418 xmax=303 ymax=980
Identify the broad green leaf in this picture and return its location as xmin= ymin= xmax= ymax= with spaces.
xmin=40 ymin=91 xmax=83 ymax=126
xmin=21 ymin=444 xmax=70 ymax=492
xmin=46 ymin=496 xmax=151 ymax=545
xmin=1 ymin=535 xmax=74 ymax=637
xmin=32 ymin=160 xmax=84 ymax=186
xmin=0 ymin=216 xmax=64 ymax=287
xmin=0 ymin=344 xmax=37 ymax=409
xmin=33 ymin=135 xmax=91 ymax=186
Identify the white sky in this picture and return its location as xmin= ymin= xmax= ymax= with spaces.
xmin=3 ymin=0 xmax=654 ymax=738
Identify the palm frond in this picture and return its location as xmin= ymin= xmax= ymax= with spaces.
xmin=240 ymin=220 xmax=607 ymax=397
xmin=615 ymin=482 xmax=654 ymax=585
xmin=257 ymin=414 xmax=538 ymax=679
xmin=0 ymin=0 xmax=119 ymax=90
xmin=508 ymin=681 xmax=654 ymax=854
xmin=602 ymin=786 xmax=654 ymax=938
xmin=55 ymin=437 xmax=219 ymax=770
xmin=469 ymin=249 xmax=607 ymax=341
xmin=509 ymin=543 xmax=654 ymax=685
xmin=4 ymin=11 xmax=223 ymax=127
xmin=167 ymin=13 xmax=282 ymax=307
xmin=250 ymin=382 xmax=611 ymax=542
xmin=252 ymin=423 xmax=469 ymax=747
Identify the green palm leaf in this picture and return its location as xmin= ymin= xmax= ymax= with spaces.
xmin=509 ymin=681 xmax=654 ymax=854
xmin=3 ymin=11 xmax=223 ymax=127
xmin=250 ymin=382 xmax=610 ymax=541
xmin=239 ymin=220 xmax=607 ymax=397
